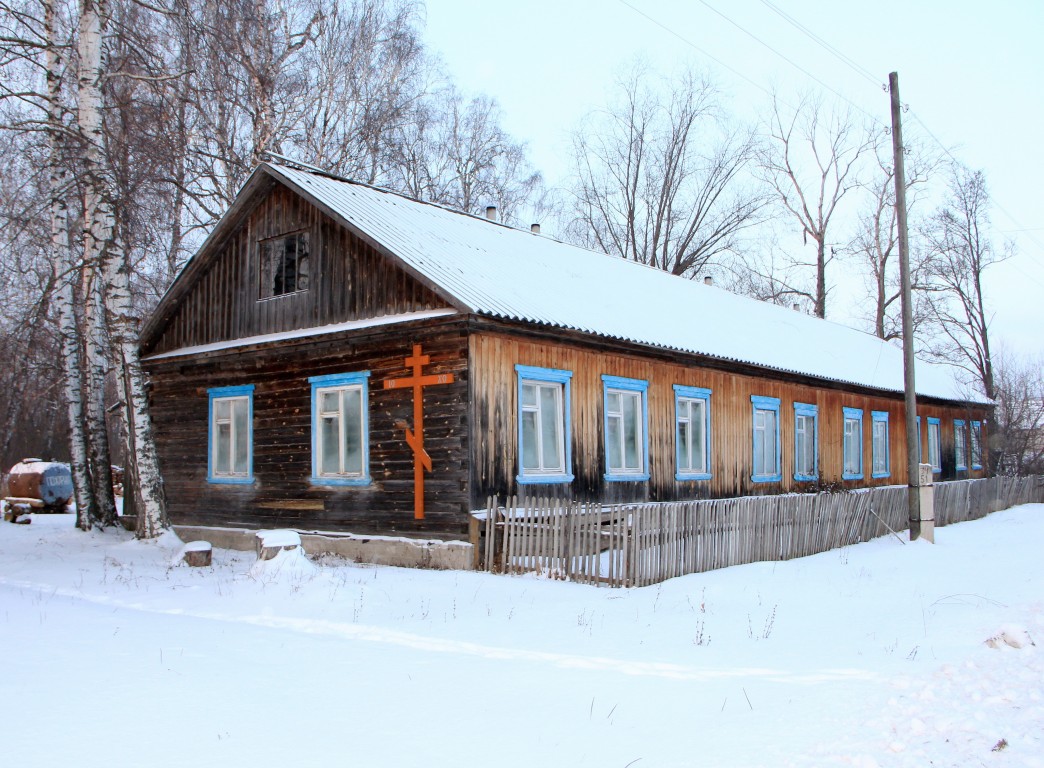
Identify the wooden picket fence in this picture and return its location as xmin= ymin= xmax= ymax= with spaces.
xmin=478 ymin=476 xmax=1043 ymax=587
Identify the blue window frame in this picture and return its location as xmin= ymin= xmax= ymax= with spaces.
xmin=971 ymin=420 xmax=983 ymax=470
xmin=927 ymin=417 xmax=941 ymax=473
xmin=208 ymin=385 xmax=255 ymax=484
xmin=793 ymin=402 xmax=818 ymax=482
xmin=954 ymin=419 xmax=968 ymax=471
xmin=516 ymin=365 xmax=574 ymax=484
xmin=871 ymin=411 xmax=890 ymax=478
xmin=602 ymin=375 xmax=649 ymax=481
xmin=751 ymin=395 xmax=782 ymax=483
xmin=842 ymin=407 xmax=864 ymax=480
xmin=674 ymin=385 xmax=712 ymax=481
xmin=309 ymin=372 xmax=371 ymax=486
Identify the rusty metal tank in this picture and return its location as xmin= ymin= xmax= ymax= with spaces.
xmin=6 ymin=459 xmax=74 ymax=509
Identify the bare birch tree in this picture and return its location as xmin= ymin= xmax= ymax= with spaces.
xmin=568 ymin=64 xmax=765 ymax=278
xmin=921 ymin=161 xmax=1009 ymax=401
xmin=990 ymin=349 xmax=1044 ymax=475
xmin=849 ymin=134 xmax=939 ymax=340
xmin=757 ymin=92 xmax=873 ymax=318
xmin=78 ymin=0 xmax=166 ymax=535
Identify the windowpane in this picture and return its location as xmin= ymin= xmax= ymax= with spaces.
xmin=795 ymin=413 xmax=815 ymax=477
xmin=521 ymin=410 xmax=539 ymax=470
xmin=342 ymin=389 xmax=363 ymax=474
xmin=691 ymin=400 xmax=706 ymax=472
xmin=215 ymin=422 xmax=231 ymax=474
xmin=928 ymin=422 xmax=941 ymax=470
xmin=233 ymin=400 xmax=249 ymax=474
xmin=678 ymin=417 xmax=691 ymax=469
xmin=607 ymin=414 xmax=622 ymax=471
xmin=622 ymin=392 xmax=640 ymax=469
xmin=539 ymin=386 xmax=562 ymax=470
xmin=320 ymin=415 xmax=340 ymax=475
xmin=844 ymin=418 xmax=861 ymax=475
xmin=872 ymin=419 xmax=888 ymax=474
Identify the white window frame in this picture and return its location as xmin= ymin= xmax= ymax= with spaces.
xmin=927 ymin=417 xmax=942 ymax=473
xmin=602 ymin=375 xmax=649 ymax=481
xmin=842 ymin=407 xmax=864 ymax=480
xmin=675 ymin=385 xmax=712 ymax=481
xmin=954 ymin=419 xmax=968 ymax=471
xmin=793 ymin=402 xmax=818 ymax=482
xmin=310 ymin=372 xmax=370 ymax=486
xmin=871 ymin=410 xmax=890 ymax=478
xmin=751 ymin=395 xmax=781 ymax=483
xmin=516 ymin=365 xmax=573 ymax=484
xmin=208 ymin=385 xmax=254 ymax=484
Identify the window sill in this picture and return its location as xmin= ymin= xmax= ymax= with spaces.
xmin=517 ymin=473 xmax=574 ymax=485
xmin=793 ymin=473 xmax=818 ymax=482
xmin=842 ymin=472 xmax=864 ymax=481
xmin=676 ymin=472 xmax=711 ymax=482
xmin=751 ymin=473 xmax=782 ymax=483
xmin=604 ymin=472 xmax=650 ymax=483
xmin=208 ymin=476 xmax=254 ymax=485
xmin=310 ymin=476 xmax=371 ymax=487
xmin=871 ymin=471 xmax=891 ymax=479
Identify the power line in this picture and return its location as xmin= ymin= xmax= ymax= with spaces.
xmin=757 ymin=0 xmax=881 ymax=87
xmin=693 ymin=0 xmax=884 ymax=127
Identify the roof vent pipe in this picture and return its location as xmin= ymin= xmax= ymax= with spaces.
xmin=530 ymin=223 xmax=540 ymax=234
xmin=485 ymin=206 xmax=497 ymax=222
xmin=703 ymin=275 xmax=713 ymax=286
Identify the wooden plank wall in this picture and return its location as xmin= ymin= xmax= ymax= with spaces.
xmin=145 ymin=185 xmax=447 ymax=356
xmin=469 ymin=331 xmax=989 ymax=506
xmin=146 ymin=317 xmax=471 ymax=538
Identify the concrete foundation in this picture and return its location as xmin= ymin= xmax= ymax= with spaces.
xmin=174 ymin=525 xmax=474 ymax=571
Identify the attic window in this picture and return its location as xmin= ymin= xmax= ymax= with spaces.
xmin=259 ymin=231 xmax=309 ymax=299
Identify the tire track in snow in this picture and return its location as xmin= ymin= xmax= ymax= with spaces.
xmin=0 ymin=576 xmax=878 ymax=685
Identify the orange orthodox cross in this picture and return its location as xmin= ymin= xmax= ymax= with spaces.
xmin=383 ymin=344 xmax=455 ymax=520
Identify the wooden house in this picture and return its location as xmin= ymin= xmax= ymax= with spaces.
xmin=139 ymin=163 xmax=990 ymax=544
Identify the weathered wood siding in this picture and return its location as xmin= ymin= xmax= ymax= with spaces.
xmin=144 ymin=183 xmax=448 ymax=357
xmin=469 ymin=331 xmax=989 ymax=505
xmin=146 ymin=317 xmax=470 ymax=538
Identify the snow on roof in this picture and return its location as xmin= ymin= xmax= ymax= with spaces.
xmin=264 ymin=163 xmax=980 ymax=403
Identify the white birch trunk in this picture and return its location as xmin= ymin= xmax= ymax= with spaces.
xmin=78 ymin=0 xmax=167 ymax=536
xmin=83 ymin=267 xmax=117 ymax=526
xmin=46 ymin=0 xmax=95 ymax=530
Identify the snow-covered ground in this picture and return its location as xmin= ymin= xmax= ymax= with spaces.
xmin=1 ymin=507 xmax=1041 ymax=767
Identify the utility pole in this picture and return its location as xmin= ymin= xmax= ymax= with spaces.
xmin=889 ymin=71 xmax=930 ymax=542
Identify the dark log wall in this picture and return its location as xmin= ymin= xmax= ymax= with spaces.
xmin=146 ymin=317 xmax=470 ymax=538
xmin=144 ymin=184 xmax=448 ymax=357
xmin=469 ymin=331 xmax=989 ymax=506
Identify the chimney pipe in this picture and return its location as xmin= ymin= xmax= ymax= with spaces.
xmin=530 ymin=223 xmax=541 ymax=234
xmin=792 ymin=303 xmax=801 ymax=312
xmin=485 ymin=206 xmax=497 ymax=222
xmin=703 ymin=275 xmax=713 ymax=286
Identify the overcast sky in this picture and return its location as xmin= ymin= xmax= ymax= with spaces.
xmin=420 ymin=0 xmax=1044 ymax=360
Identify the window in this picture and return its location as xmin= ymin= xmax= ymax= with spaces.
xmin=927 ymin=417 xmax=941 ymax=473
xmin=259 ymin=231 xmax=309 ymax=299
xmin=516 ymin=365 xmax=573 ymax=484
xmin=602 ymin=375 xmax=649 ymax=481
xmin=208 ymin=385 xmax=254 ymax=483
xmin=793 ymin=402 xmax=818 ymax=482
xmin=675 ymin=385 xmax=711 ymax=481
xmin=871 ymin=411 xmax=890 ymax=478
xmin=310 ymin=372 xmax=370 ymax=485
xmin=971 ymin=420 xmax=983 ymax=469
xmin=751 ymin=396 xmax=781 ymax=482
xmin=916 ymin=416 xmax=922 ymax=464
xmin=954 ymin=419 xmax=968 ymax=471
xmin=842 ymin=407 xmax=863 ymax=480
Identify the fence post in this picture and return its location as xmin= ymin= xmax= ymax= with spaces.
xmin=917 ymin=464 xmax=934 ymax=542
